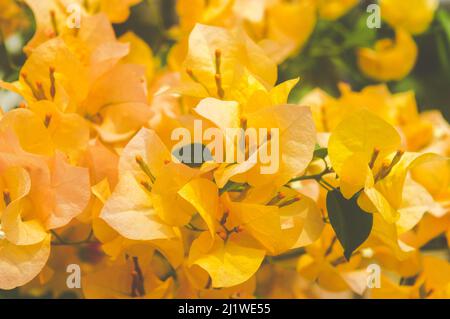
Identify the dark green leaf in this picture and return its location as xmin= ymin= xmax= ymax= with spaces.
xmin=172 ymin=143 xmax=213 ymax=168
xmin=313 ymin=145 xmax=328 ymax=159
xmin=326 ymin=189 xmax=373 ymax=260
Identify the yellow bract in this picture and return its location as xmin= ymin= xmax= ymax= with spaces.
xmin=188 ymin=232 xmax=265 ymax=288
xmin=24 ymin=0 xmax=141 ymax=52
xmin=357 ymin=29 xmax=418 ymax=82
xmin=328 ymin=110 xmax=401 ymax=178
xmin=181 ymin=23 xmax=277 ymax=100
xmin=380 ymin=0 xmax=439 ymax=35
xmin=0 ymin=115 xmax=89 ymax=289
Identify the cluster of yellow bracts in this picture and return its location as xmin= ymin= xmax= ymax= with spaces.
xmin=0 ymin=0 xmax=448 ymax=299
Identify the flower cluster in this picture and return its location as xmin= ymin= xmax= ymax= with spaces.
xmin=0 ymin=0 xmax=449 ymax=299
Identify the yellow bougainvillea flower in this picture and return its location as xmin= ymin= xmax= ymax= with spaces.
xmin=369 ymin=275 xmax=420 ymax=299
xmin=171 ymin=0 xmax=316 ymax=65
xmin=0 ymin=165 xmax=50 ymax=290
xmin=180 ymin=23 xmax=277 ymax=104
xmin=0 ymin=14 xmax=151 ymax=145
xmin=167 ymin=0 xmax=233 ymax=69
xmin=257 ymin=0 xmax=317 ymax=63
xmin=409 ymin=154 xmax=450 ymax=215
xmin=119 ymin=31 xmax=156 ymax=93
xmin=0 ymin=234 xmax=52 ymax=290
xmin=98 ymin=128 xmax=200 ymax=272
xmin=224 ymin=189 xmax=324 ymax=254
xmin=0 ymin=132 xmax=90 ymax=230
xmin=87 ymin=0 xmax=142 ymax=24
xmin=77 ymin=139 xmax=118 ymax=227
xmin=182 ymin=183 xmax=323 ymax=288
xmin=175 ymin=0 xmax=233 ymax=35
xmin=0 ymin=107 xmax=89 ymax=163
xmin=401 ymin=213 xmax=450 ymax=249
xmin=100 ymin=171 xmax=177 ymax=242
xmin=115 ymin=128 xmax=204 ymax=226
xmin=81 ymin=139 xmax=119 ymax=189
xmin=82 ymin=248 xmax=173 ymax=299
xmin=373 ymin=255 xmax=450 ymax=299
xmin=317 ymin=0 xmax=359 ymax=21
xmin=420 ymin=110 xmax=450 ymax=156
xmin=380 ymin=0 xmax=439 ymax=35
xmin=208 ymin=103 xmax=316 ymax=201
xmin=297 ymin=226 xmax=366 ymax=294
xmin=87 ymin=178 xmax=184 ymax=270
xmin=361 ymin=152 xmax=447 ymax=230
xmin=0 ymin=124 xmax=89 ymax=289
xmin=328 ymin=109 xmax=401 ymax=197
xmin=369 ymin=244 xmax=421 ymax=279
xmin=82 ymin=63 xmax=151 ymax=143
xmin=24 ymin=0 xmax=141 ymax=52
xmin=357 ymin=153 xmax=446 ymax=264
xmin=179 ymin=178 xmax=220 ymax=241
xmin=391 ymin=90 xmax=435 ymax=151
xmin=357 ymin=28 xmax=418 ymax=82
xmin=0 ymin=38 xmax=89 ymax=111
xmin=329 ymin=110 xmax=447 ymax=241
xmin=176 ymin=263 xmax=256 ymax=298
xmin=301 ymin=83 xmax=437 ymax=152
xmin=172 ymin=18 xmax=305 ymax=102
xmin=304 ymin=83 xmax=405 ymax=132
xmin=417 ymin=256 xmax=450 ymax=298
xmin=188 ymin=231 xmax=265 ymax=288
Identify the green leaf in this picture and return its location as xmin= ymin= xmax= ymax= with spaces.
xmin=219 ymin=181 xmax=248 ymax=195
xmin=437 ymin=9 xmax=450 ymax=43
xmin=326 ymin=189 xmax=373 ymax=260
xmin=313 ymin=145 xmax=328 ymax=159
xmin=437 ymin=10 xmax=450 ymax=73
xmin=172 ymin=143 xmax=213 ymax=168
xmin=343 ymin=14 xmax=377 ymax=48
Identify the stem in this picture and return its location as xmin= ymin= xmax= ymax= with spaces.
xmin=289 ymin=167 xmax=333 ymax=183
xmin=318 ymin=180 xmax=333 ymax=192
xmin=155 ymin=250 xmax=178 ymax=282
xmin=289 ymin=166 xmax=336 ymax=192
xmin=185 ymin=223 xmax=206 ymax=232
xmin=319 ymin=179 xmax=335 ymax=191
xmin=324 ymin=236 xmax=337 ymax=257
xmin=51 ymin=229 xmax=98 ymax=246
xmin=266 ymin=248 xmax=306 ymax=263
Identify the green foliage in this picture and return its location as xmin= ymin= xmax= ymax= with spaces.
xmin=326 ymin=189 xmax=373 ymax=261
xmin=313 ymin=144 xmax=328 ymax=160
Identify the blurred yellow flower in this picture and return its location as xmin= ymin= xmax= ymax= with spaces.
xmin=171 ymin=0 xmax=317 ymax=65
xmin=24 ymin=0 xmax=141 ymax=52
xmin=380 ymin=0 xmax=439 ymax=35
xmin=317 ymin=0 xmax=359 ymax=21
xmin=357 ymin=28 xmax=418 ymax=81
